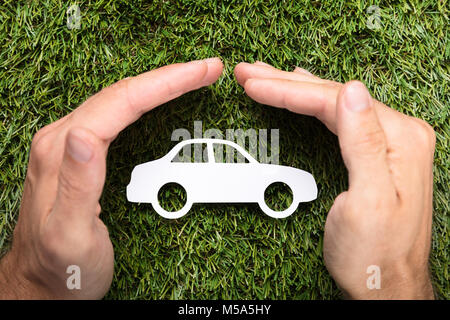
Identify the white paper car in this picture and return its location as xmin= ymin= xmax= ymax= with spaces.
xmin=127 ymin=138 xmax=317 ymax=219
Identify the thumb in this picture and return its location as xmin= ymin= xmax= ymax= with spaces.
xmin=336 ymin=81 xmax=392 ymax=190
xmin=53 ymin=127 xmax=106 ymax=221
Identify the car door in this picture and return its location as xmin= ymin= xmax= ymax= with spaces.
xmin=169 ymin=142 xmax=214 ymax=202
xmin=202 ymin=142 xmax=260 ymax=203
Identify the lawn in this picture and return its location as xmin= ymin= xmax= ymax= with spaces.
xmin=0 ymin=0 xmax=448 ymax=299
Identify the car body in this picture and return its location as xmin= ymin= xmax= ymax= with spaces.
xmin=127 ymin=138 xmax=317 ymax=219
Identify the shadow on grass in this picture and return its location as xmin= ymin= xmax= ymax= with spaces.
xmin=101 ymin=87 xmax=345 ymax=299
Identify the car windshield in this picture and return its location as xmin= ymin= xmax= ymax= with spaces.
xmin=172 ymin=143 xmax=209 ymax=163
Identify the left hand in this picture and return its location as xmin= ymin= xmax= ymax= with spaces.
xmin=0 ymin=58 xmax=223 ymax=299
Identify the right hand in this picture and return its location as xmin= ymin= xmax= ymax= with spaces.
xmin=234 ymin=61 xmax=436 ymax=299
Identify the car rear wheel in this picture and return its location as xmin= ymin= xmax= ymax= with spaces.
xmin=259 ymin=182 xmax=297 ymax=219
xmin=153 ymin=182 xmax=192 ymax=219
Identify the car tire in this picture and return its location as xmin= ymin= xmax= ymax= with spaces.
xmin=258 ymin=182 xmax=298 ymax=219
xmin=153 ymin=182 xmax=192 ymax=219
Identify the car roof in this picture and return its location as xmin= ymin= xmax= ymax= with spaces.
xmin=174 ymin=138 xmax=240 ymax=147
xmin=171 ymin=138 xmax=258 ymax=163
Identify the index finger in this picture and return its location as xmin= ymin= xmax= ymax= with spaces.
xmin=235 ymin=63 xmax=396 ymax=134
xmin=69 ymin=58 xmax=223 ymax=140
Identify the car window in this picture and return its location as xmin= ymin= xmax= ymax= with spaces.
xmin=213 ymin=143 xmax=250 ymax=163
xmin=172 ymin=143 xmax=209 ymax=163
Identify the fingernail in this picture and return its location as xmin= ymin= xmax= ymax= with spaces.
xmin=343 ymin=81 xmax=370 ymax=112
xmin=189 ymin=57 xmax=220 ymax=64
xmin=254 ymin=61 xmax=272 ymax=67
xmin=203 ymin=57 xmax=220 ymax=64
xmin=67 ymin=130 xmax=93 ymax=163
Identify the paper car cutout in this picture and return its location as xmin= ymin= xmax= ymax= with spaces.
xmin=127 ymin=138 xmax=317 ymax=219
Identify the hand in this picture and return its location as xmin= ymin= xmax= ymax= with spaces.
xmin=0 ymin=58 xmax=223 ymax=299
xmin=234 ymin=61 xmax=436 ymax=299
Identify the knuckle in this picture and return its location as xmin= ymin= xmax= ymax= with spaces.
xmin=95 ymin=203 xmax=102 ymax=216
xmin=327 ymin=192 xmax=347 ymax=220
xmin=362 ymin=128 xmax=386 ymax=149
xmin=40 ymin=226 xmax=95 ymax=262
xmin=328 ymin=197 xmax=362 ymax=231
xmin=30 ymin=129 xmax=53 ymax=162
xmin=31 ymin=128 xmax=46 ymax=149
xmin=338 ymin=193 xmax=394 ymax=231
xmin=408 ymin=118 xmax=436 ymax=150
xmin=316 ymin=82 xmax=342 ymax=125
xmin=109 ymin=77 xmax=130 ymax=91
xmin=343 ymin=126 xmax=386 ymax=156
xmin=58 ymin=169 xmax=85 ymax=200
xmin=105 ymin=77 xmax=140 ymax=113
xmin=40 ymin=231 xmax=66 ymax=259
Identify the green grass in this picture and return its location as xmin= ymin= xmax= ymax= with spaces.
xmin=0 ymin=0 xmax=448 ymax=299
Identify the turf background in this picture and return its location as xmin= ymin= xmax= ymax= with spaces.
xmin=0 ymin=0 xmax=448 ymax=299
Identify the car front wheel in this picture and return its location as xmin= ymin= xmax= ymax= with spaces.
xmin=258 ymin=182 xmax=298 ymax=219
